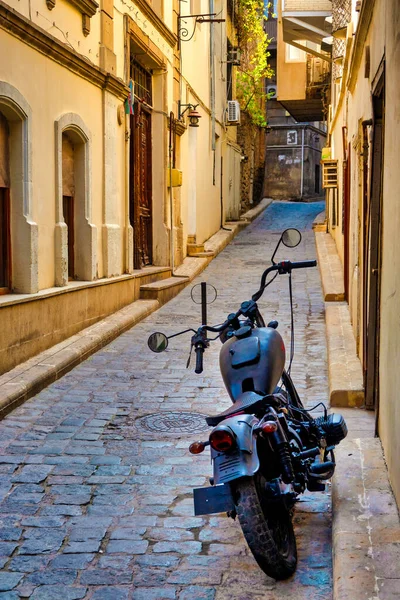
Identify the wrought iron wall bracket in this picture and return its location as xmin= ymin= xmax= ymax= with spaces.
xmin=178 ymin=13 xmax=225 ymax=42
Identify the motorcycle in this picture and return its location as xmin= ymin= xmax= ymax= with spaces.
xmin=148 ymin=228 xmax=347 ymax=580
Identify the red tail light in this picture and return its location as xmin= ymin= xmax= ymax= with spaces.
xmin=261 ymin=421 xmax=278 ymax=434
xmin=189 ymin=441 xmax=206 ymax=454
xmin=209 ymin=429 xmax=236 ymax=452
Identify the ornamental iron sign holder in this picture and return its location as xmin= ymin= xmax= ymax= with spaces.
xmin=178 ymin=13 xmax=225 ymax=45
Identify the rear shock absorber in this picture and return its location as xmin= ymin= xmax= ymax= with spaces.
xmin=276 ymin=441 xmax=295 ymax=484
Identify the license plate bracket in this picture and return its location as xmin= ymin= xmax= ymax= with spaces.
xmin=193 ymin=484 xmax=235 ymax=516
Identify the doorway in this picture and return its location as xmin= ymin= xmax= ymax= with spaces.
xmin=62 ymin=195 xmax=75 ymax=280
xmin=0 ymin=111 xmax=10 ymax=294
xmin=129 ymin=61 xmax=153 ymax=269
xmin=364 ymin=68 xmax=385 ymax=412
xmin=62 ymin=133 xmax=76 ymax=280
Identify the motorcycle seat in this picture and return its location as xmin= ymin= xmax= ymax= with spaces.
xmin=205 ymin=391 xmax=279 ymax=427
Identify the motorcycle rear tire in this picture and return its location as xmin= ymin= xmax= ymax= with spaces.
xmin=231 ymin=475 xmax=297 ymax=580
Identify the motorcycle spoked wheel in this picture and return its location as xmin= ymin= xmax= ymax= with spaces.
xmin=231 ymin=474 xmax=297 ymax=580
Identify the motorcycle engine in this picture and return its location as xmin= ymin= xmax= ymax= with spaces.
xmin=314 ymin=413 xmax=348 ymax=446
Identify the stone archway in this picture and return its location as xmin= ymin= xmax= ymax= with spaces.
xmin=55 ymin=113 xmax=97 ymax=286
xmin=0 ymin=82 xmax=38 ymax=294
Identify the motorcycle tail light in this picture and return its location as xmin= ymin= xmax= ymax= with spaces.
xmin=261 ymin=421 xmax=278 ymax=434
xmin=189 ymin=441 xmax=206 ymax=454
xmin=209 ymin=429 xmax=236 ymax=452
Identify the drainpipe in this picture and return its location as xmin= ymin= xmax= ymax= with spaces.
xmin=125 ymin=113 xmax=132 ymax=273
xmin=169 ymin=112 xmax=175 ymax=275
xmin=188 ymin=124 xmax=198 ymax=242
xmin=210 ymin=0 xmax=216 ymax=152
xmin=124 ymin=14 xmax=133 ymax=273
xmin=300 ymin=127 xmax=305 ymax=199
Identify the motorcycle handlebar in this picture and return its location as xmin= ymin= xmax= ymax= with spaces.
xmin=195 ymin=346 xmax=204 ymax=374
xmin=201 ymin=260 xmax=318 ymax=332
xmin=253 ymin=259 xmax=317 ymax=302
xmin=188 ymin=258 xmax=318 ymax=369
xmin=289 ymin=260 xmax=317 ymax=270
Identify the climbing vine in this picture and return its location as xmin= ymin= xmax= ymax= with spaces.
xmin=236 ymin=0 xmax=274 ymax=127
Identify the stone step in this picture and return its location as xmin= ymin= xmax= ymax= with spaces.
xmin=326 ymin=302 xmax=364 ymax=407
xmin=315 ymin=231 xmax=345 ymax=301
xmin=140 ymin=276 xmax=190 ymax=304
xmin=133 ymin=266 xmax=172 ymax=286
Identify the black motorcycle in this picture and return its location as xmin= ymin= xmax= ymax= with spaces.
xmin=148 ymin=228 xmax=347 ymax=580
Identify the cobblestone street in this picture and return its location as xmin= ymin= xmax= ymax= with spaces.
xmin=0 ymin=201 xmax=331 ymax=599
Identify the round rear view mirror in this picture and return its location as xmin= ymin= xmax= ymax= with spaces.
xmin=281 ymin=228 xmax=301 ymax=248
xmin=148 ymin=332 xmax=168 ymax=353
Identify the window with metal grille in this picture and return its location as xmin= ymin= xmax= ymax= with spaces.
xmin=130 ymin=60 xmax=152 ymax=106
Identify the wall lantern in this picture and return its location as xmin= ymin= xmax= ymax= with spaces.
xmin=178 ymin=101 xmax=202 ymax=127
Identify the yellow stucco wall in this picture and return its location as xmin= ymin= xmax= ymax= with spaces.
xmin=7 ymin=0 xmax=102 ymax=65
xmin=0 ymin=0 xmax=242 ymax=372
xmin=0 ymin=30 xmax=108 ymax=289
xmin=377 ymin=0 xmax=400 ymax=506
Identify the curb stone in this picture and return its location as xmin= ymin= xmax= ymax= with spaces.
xmin=314 ymin=230 xmax=364 ymax=408
xmin=332 ymin=423 xmax=400 ymax=600
xmin=0 ymin=198 xmax=273 ymax=418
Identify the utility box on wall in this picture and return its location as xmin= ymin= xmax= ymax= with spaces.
xmin=168 ymin=168 xmax=183 ymax=187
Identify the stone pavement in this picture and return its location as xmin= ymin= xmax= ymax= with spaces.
xmin=0 ymin=201 xmax=333 ymax=599
xmin=332 ymin=409 xmax=400 ymax=600
xmin=0 ymin=198 xmax=273 ymax=419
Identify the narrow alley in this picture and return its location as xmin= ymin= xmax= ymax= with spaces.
xmin=0 ymin=201 xmax=330 ymax=600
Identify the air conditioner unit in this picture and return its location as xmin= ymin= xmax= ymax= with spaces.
xmin=267 ymin=85 xmax=277 ymax=99
xmin=227 ymin=100 xmax=240 ymax=124
xmin=227 ymin=48 xmax=241 ymax=66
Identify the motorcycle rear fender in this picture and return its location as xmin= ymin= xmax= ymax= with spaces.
xmin=211 ymin=414 xmax=260 ymax=484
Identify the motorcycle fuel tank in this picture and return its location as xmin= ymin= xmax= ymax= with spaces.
xmin=220 ymin=327 xmax=285 ymax=402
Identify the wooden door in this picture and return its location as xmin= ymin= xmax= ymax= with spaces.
xmin=130 ymin=102 xmax=153 ymax=269
xmin=0 ymin=111 xmax=10 ymax=294
xmin=364 ymin=81 xmax=384 ymax=410
xmin=0 ymin=187 xmax=11 ymax=293
xmin=63 ymin=195 xmax=75 ymax=280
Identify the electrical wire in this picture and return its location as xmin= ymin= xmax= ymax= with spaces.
xmin=291 ymin=402 xmax=328 ymax=420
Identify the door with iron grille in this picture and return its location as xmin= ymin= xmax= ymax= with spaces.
xmin=130 ymin=61 xmax=153 ymax=268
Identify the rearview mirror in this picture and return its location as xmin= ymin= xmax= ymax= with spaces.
xmin=148 ymin=332 xmax=168 ymax=353
xmin=271 ymin=228 xmax=302 ymax=264
xmin=281 ymin=228 xmax=301 ymax=248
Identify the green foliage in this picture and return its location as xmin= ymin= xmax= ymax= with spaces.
xmin=236 ymin=0 xmax=274 ymax=127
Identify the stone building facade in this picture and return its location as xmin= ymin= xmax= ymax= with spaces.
xmin=0 ymin=0 xmax=242 ymax=373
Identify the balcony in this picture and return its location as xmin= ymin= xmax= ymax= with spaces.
xmin=277 ymin=0 xmax=332 ymax=122
xmin=279 ymin=55 xmax=331 ymax=121
xmin=281 ymin=0 xmax=332 ymax=53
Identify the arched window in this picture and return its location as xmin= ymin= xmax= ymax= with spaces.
xmin=55 ymin=114 xmax=97 ymax=286
xmin=0 ymin=82 xmax=38 ymax=294
xmin=0 ymin=110 xmax=10 ymax=293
